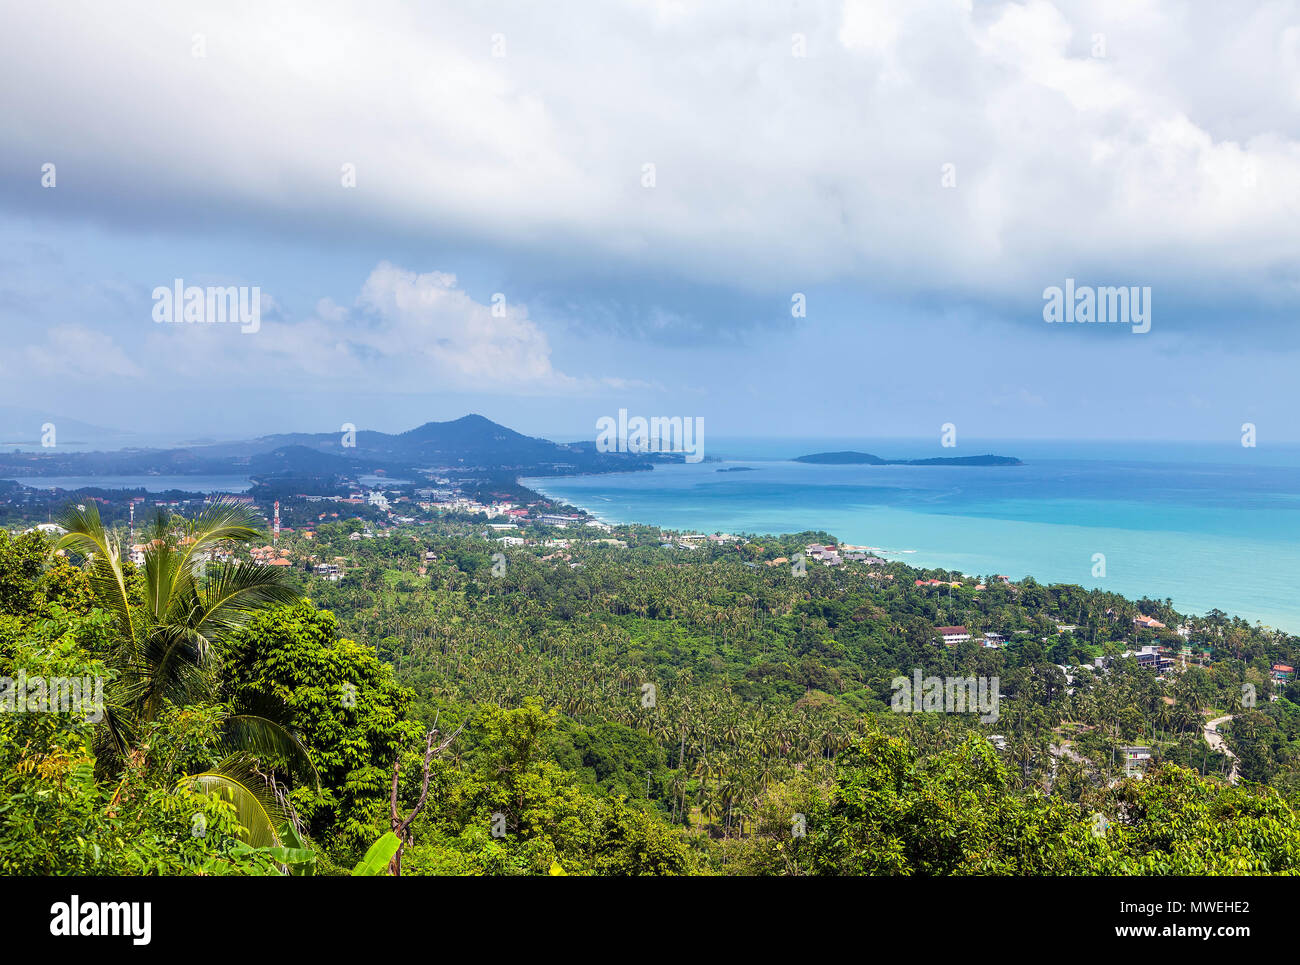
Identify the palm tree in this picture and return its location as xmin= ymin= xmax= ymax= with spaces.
xmin=55 ymin=499 xmax=316 ymax=847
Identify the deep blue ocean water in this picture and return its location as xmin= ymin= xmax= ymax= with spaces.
xmin=525 ymin=438 xmax=1300 ymax=632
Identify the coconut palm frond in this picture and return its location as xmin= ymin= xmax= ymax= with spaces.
xmin=173 ymin=499 xmax=267 ymax=578
xmin=187 ymin=756 xmax=291 ymax=848
xmin=223 ymin=715 xmax=319 ymax=789
xmin=90 ymin=701 xmax=138 ymax=778
xmin=54 ymin=503 xmax=135 ymax=645
xmin=136 ymin=628 xmax=219 ymax=719
xmin=58 ymin=497 xmax=314 ymax=805
xmin=195 ymin=562 xmax=300 ymax=639
xmin=143 ymin=533 xmax=186 ymax=623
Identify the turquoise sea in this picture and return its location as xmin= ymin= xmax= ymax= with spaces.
xmin=525 ymin=438 xmax=1300 ymax=633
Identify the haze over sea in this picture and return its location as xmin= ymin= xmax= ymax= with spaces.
xmin=526 ymin=438 xmax=1300 ymax=633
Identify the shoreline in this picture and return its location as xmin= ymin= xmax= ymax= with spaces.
xmin=520 ymin=472 xmax=1300 ymax=635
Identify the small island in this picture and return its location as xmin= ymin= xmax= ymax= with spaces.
xmin=717 ymin=466 xmax=759 ymax=472
xmin=794 ymin=451 xmax=1022 ymax=467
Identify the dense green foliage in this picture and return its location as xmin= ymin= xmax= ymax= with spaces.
xmin=5 ymin=509 xmax=1300 ymax=875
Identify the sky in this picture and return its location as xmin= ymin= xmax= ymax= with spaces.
xmin=2 ymin=0 xmax=1299 ymax=445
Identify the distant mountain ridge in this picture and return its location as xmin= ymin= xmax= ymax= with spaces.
xmin=195 ymin=414 xmax=583 ymax=465
xmin=0 ymin=414 xmax=655 ymax=481
xmin=0 ymin=405 xmax=142 ymax=449
xmin=0 ymin=417 xmax=1023 ymax=484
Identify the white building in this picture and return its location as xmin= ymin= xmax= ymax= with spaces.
xmin=25 ymin=522 xmax=68 ymax=536
xmin=936 ymin=625 xmax=971 ymax=646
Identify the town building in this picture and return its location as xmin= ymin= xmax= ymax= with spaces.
xmin=1121 ymin=746 xmax=1152 ymax=774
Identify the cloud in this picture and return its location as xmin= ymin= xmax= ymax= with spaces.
xmin=148 ymin=262 xmax=578 ymax=393
xmin=26 ymin=324 xmax=143 ymax=379
xmin=1 ymin=0 xmax=1298 ymax=335
xmin=351 ymin=262 xmax=571 ymax=386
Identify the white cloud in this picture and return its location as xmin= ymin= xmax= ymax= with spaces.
xmin=147 ymin=263 xmax=577 ymax=393
xmin=351 ymin=262 xmax=570 ymax=386
xmin=2 ymin=0 xmax=1299 ymax=318
xmin=26 ymin=324 xmax=143 ymax=380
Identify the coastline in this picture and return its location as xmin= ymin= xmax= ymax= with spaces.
xmin=521 ymin=467 xmax=1300 ymax=634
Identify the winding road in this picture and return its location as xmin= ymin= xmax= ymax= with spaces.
xmin=1204 ymin=715 xmax=1240 ymax=785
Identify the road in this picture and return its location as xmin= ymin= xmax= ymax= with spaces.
xmin=1204 ymin=714 xmax=1240 ymax=785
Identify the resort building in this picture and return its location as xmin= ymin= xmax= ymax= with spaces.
xmin=1121 ymin=746 xmax=1152 ymax=774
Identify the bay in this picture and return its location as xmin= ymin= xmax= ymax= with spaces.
xmin=525 ymin=439 xmax=1300 ymax=632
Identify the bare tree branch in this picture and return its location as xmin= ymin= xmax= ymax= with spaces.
xmin=387 ymin=716 xmax=466 ymax=875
